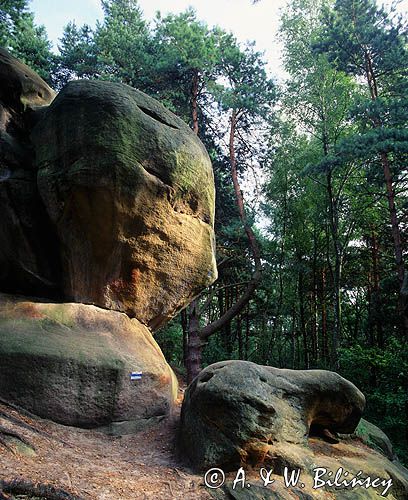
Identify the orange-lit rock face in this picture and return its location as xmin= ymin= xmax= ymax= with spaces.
xmin=32 ymin=80 xmax=217 ymax=329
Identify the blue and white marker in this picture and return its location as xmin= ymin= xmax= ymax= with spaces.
xmin=130 ymin=371 xmax=143 ymax=381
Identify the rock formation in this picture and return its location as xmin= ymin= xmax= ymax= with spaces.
xmin=178 ymin=360 xmax=408 ymax=499
xmin=0 ymin=49 xmax=217 ymax=329
xmin=32 ymin=80 xmax=217 ymax=329
xmin=0 ymin=293 xmax=177 ymax=428
xmin=0 ymin=48 xmax=60 ymax=299
xmin=179 ymin=360 xmax=366 ymax=470
xmin=0 ymin=49 xmax=217 ymax=427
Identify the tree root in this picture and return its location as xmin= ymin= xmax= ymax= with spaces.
xmin=0 ymin=479 xmax=85 ymax=500
xmin=0 ymin=425 xmax=35 ymax=448
xmin=0 ymin=401 xmax=72 ymax=447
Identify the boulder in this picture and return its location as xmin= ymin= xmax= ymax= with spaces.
xmin=0 ymin=50 xmax=217 ymax=329
xmin=31 ymin=80 xmax=217 ymax=329
xmin=209 ymin=439 xmax=408 ymax=499
xmin=353 ymin=418 xmax=397 ymax=461
xmin=0 ymin=293 xmax=178 ymax=427
xmin=179 ymin=361 xmax=408 ymax=499
xmin=0 ymin=50 xmax=217 ymax=430
xmin=179 ymin=360 xmax=365 ymax=471
xmin=0 ymin=49 xmax=60 ymax=299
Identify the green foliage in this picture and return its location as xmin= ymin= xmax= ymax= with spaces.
xmin=151 ymin=8 xmax=219 ymax=120
xmin=94 ymin=0 xmax=152 ymax=88
xmin=316 ymin=0 xmax=407 ymax=85
xmin=213 ymin=36 xmax=275 ymax=121
xmin=340 ymin=337 xmax=408 ymax=463
xmin=0 ymin=0 xmax=55 ymax=83
xmin=55 ymin=22 xmax=98 ymax=87
xmin=155 ymin=319 xmax=184 ymax=368
xmin=313 ymin=0 xmax=408 ymax=181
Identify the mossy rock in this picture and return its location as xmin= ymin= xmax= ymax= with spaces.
xmin=0 ymin=293 xmax=178 ymax=427
xmin=31 ymin=80 xmax=217 ymax=328
xmin=354 ymin=418 xmax=396 ymax=460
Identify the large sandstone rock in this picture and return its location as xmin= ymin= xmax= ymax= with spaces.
xmin=0 ymin=49 xmax=216 ymax=430
xmin=179 ymin=361 xmax=408 ymax=499
xmin=0 ymin=293 xmax=177 ymax=427
xmin=0 ymin=49 xmax=217 ymax=329
xmin=31 ymin=80 xmax=217 ymax=329
xmin=0 ymin=48 xmax=60 ymax=298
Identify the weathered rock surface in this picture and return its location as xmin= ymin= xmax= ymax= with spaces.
xmin=0 ymin=49 xmax=217 ymax=430
xmin=0 ymin=48 xmax=60 ymax=299
xmin=179 ymin=360 xmax=365 ymax=470
xmin=0 ymin=47 xmax=55 ymax=109
xmin=179 ymin=360 xmax=408 ymax=498
xmin=31 ymin=80 xmax=217 ymax=329
xmin=352 ymin=418 xmax=397 ymax=461
xmin=210 ymin=438 xmax=408 ymax=499
xmin=0 ymin=293 xmax=178 ymax=427
xmin=0 ymin=49 xmax=217 ymax=329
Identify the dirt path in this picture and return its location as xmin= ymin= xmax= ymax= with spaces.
xmin=0 ymin=399 xmax=211 ymax=500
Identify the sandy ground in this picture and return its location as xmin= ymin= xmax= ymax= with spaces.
xmin=0 ymin=397 xmax=211 ymax=500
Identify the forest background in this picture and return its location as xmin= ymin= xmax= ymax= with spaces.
xmin=1 ymin=0 xmax=407 ymax=464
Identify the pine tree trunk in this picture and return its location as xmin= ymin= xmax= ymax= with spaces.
xmin=364 ymin=55 xmax=407 ymax=336
xmin=311 ymin=232 xmax=318 ymax=363
xmin=181 ymin=309 xmax=188 ymax=366
xmin=298 ymin=266 xmax=309 ymax=369
xmin=185 ymin=109 xmax=262 ymax=381
xmin=326 ymin=170 xmax=342 ymax=368
xmin=186 ymin=299 xmax=202 ymax=384
xmin=321 ymin=267 xmax=328 ymax=364
xmin=370 ymin=229 xmax=383 ymax=347
xmin=381 ymin=153 xmax=404 ymax=285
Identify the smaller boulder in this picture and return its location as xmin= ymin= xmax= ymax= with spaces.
xmin=178 ymin=360 xmax=365 ymax=471
xmin=353 ymin=418 xmax=397 ymax=461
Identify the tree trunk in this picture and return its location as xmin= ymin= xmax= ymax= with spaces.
xmin=369 ymin=229 xmax=384 ymax=347
xmin=186 ymin=299 xmax=202 ymax=384
xmin=364 ymin=54 xmax=407 ymax=335
xmin=181 ymin=309 xmax=188 ymax=366
xmin=238 ymin=312 xmax=243 ymax=359
xmin=185 ymin=109 xmax=262 ymax=382
xmin=311 ymin=230 xmax=318 ymax=364
xmin=326 ymin=170 xmax=342 ymax=368
xmin=381 ymin=153 xmax=404 ymax=286
xmin=321 ymin=266 xmax=328 ymax=364
xmin=199 ymin=109 xmax=262 ymax=341
xmin=298 ymin=263 xmax=309 ymax=369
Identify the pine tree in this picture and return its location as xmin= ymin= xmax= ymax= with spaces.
xmin=56 ymin=22 xmax=98 ymax=87
xmin=0 ymin=0 xmax=55 ymax=83
xmin=94 ymin=0 xmax=152 ymax=89
xmin=315 ymin=0 xmax=408 ymax=333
